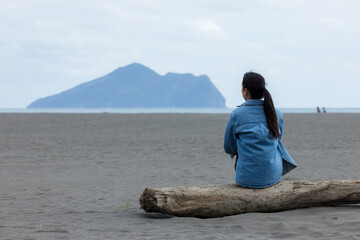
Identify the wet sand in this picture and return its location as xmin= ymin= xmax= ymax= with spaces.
xmin=0 ymin=113 xmax=359 ymax=239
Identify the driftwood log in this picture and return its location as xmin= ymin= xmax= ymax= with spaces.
xmin=139 ymin=180 xmax=360 ymax=218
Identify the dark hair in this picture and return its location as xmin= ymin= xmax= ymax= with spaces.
xmin=242 ymin=72 xmax=280 ymax=139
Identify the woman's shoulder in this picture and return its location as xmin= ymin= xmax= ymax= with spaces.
xmin=230 ymin=104 xmax=247 ymax=117
xmin=230 ymin=104 xmax=266 ymax=124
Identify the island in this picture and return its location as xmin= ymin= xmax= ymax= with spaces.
xmin=27 ymin=63 xmax=226 ymax=109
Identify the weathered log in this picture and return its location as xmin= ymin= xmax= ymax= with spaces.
xmin=139 ymin=180 xmax=360 ymax=218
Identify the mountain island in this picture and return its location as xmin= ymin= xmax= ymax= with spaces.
xmin=27 ymin=63 xmax=226 ymax=108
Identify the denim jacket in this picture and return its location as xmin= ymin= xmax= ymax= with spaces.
xmin=224 ymin=99 xmax=297 ymax=188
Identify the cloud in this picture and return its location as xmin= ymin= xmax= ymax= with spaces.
xmin=191 ymin=19 xmax=225 ymax=39
xmin=0 ymin=0 xmax=360 ymax=108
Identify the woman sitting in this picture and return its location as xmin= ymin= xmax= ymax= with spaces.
xmin=224 ymin=72 xmax=297 ymax=188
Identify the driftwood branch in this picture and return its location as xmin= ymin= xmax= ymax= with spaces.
xmin=139 ymin=180 xmax=360 ymax=218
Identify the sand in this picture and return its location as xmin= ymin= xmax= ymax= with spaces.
xmin=0 ymin=113 xmax=359 ymax=239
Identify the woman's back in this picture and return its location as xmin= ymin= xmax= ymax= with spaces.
xmin=224 ymin=72 xmax=296 ymax=188
xmin=224 ymin=99 xmax=282 ymax=188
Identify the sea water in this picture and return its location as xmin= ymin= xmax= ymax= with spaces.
xmin=1 ymin=108 xmax=360 ymax=114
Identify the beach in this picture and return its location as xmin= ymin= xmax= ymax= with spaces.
xmin=0 ymin=113 xmax=359 ymax=239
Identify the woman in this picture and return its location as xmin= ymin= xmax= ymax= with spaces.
xmin=224 ymin=72 xmax=297 ymax=188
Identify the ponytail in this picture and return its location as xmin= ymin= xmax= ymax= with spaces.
xmin=263 ymin=88 xmax=280 ymax=139
xmin=242 ymin=72 xmax=280 ymax=139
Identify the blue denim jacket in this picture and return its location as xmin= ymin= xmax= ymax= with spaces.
xmin=224 ymin=99 xmax=297 ymax=188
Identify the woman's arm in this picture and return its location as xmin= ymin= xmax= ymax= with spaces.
xmin=277 ymin=110 xmax=284 ymax=140
xmin=224 ymin=114 xmax=237 ymax=157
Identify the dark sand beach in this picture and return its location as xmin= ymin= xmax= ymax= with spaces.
xmin=0 ymin=113 xmax=359 ymax=239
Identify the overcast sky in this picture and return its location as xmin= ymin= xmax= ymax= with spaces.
xmin=1 ymin=0 xmax=360 ymax=108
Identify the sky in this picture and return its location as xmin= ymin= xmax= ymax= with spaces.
xmin=1 ymin=0 xmax=360 ymax=108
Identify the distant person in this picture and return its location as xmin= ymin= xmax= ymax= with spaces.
xmin=323 ymin=107 xmax=326 ymax=113
xmin=224 ymin=72 xmax=297 ymax=188
xmin=317 ymin=106 xmax=321 ymax=113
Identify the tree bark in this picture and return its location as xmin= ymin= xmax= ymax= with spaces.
xmin=139 ymin=180 xmax=360 ymax=218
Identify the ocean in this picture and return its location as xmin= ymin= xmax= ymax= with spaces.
xmin=1 ymin=107 xmax=360 ymax=114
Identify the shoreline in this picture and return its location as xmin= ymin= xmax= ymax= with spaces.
xmin=1 ymin=107 xmax=360 ymax=114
